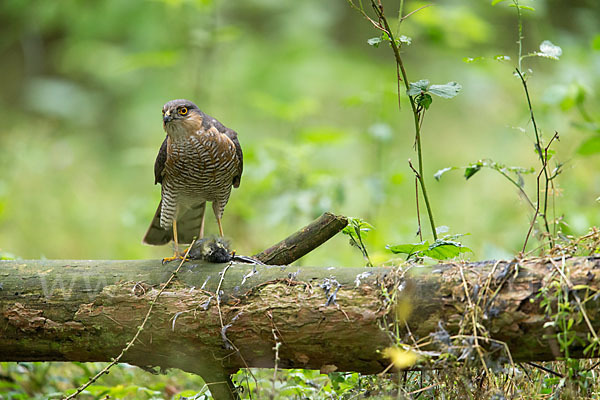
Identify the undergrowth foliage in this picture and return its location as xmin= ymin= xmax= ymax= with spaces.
xmin=345 ymin=0 xmax=570 ymax=260
xmin=348 ymin=0 xmax=463 ymax=245
xmin=339 ymin=1 xmax=600 ymax=400
xmin=437 ymin=0 xmax=565 ymax=255
xmin=346 ymin=0 xmax=472 ymax=265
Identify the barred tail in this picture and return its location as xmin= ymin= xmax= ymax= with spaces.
xmin=177 ymin=201 xmax=206 ymax=244
xmin=142 ymin=201 xmax=172 ymax=245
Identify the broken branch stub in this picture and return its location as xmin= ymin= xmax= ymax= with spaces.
xmin=254 ymin=212 xmax=349 ymax=265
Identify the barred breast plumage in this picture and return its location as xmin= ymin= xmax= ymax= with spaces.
xmin=160 ymin=127 xmax=239 ymax=228
xmin=143 ymin=99 xmax=243 ymax=248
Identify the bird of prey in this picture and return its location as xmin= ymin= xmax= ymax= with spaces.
xmin=143 ymin=99 xmax=243 ymax=257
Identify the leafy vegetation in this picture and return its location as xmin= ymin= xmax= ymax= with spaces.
xmin=387 ymin=235 xmax=472 ymax=260
xmin=1 ymin=0 xmax=600 ymax=398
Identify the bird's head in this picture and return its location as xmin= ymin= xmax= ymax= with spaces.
xmin=162 ymin=99 xmax=203 ymax=138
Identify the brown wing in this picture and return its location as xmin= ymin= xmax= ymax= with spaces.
xmin=154 ymin=136 xmax=168 ymax=185
xmin=224 ymin=127 xmax=243 ymax=188
xmin=202 ymin=113 xmax=243 ymax=188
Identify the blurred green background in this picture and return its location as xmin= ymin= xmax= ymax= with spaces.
xmin=0 ymin=0 xmax=599 ymax=265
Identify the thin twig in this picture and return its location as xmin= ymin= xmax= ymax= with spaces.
xmin=586 ymin=360 xmax=600 ymax=372
xmin=409 ymin=159 xmax=423 ymax=241
xmin=494 ymin=167 xmax=536 ymax=211
xmin=369 ymin=0 xmax=438 ymax=241
xmin=516 ymin=69 xmax=555 ymax=251
xmin=216 ymin=262 xmax=232 ymax=332
xmin=378 ymin=362 xmax=395 ymax=376
xmin=522 ymin=131 xmax=559 ymax=252
xmin=406 ymin=383 xmax=436 ymax=396
xmin=214 ymin=262 xmax=259 ymax=398
xmin=475 ymin=260 xmax=502 ymax=311
xmin=549 ymin=257 xmax=600 ymax=349
xmin=345 ymin=0 xmax=386 ymax=32
xmin=458 ymin=265 xmax=495 ymax=388
xmin=271 ymin=329 xmax=281 ymax=400
xmin=526 ymin=362 xmax=564 ymax=378
xmin=400 ymin=5 xmax=432 ymax=21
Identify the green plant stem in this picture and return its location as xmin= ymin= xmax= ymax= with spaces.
xmin=522 ymin=150 xmax=545 ymax=253
xmin=396 ymin=0 xmax=404 ymax=37
xmin=515 ymin=0 xmax=523 ymax=71
xmin=355 ymin=229 xmax=373 ymax=267
xmin=513 ymin=0 xmax=554 ymax=250
xmin=371 ymin=0 xmax=438 ymax=240
xmin=494 ymin=168 xmax=536 ymax=211
xmin=515 ymin=68 xmax=554 ymax=249
xmin=522 ymin=132 xmax=558 ymax=252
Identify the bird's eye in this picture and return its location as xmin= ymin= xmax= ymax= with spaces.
xmin=178 ymin=107 xmax=188 ymax=116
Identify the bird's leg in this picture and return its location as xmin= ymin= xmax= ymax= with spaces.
xmin=173 ymin=219 xmax=179 ymax=255
xmin=162 ymin=220 xmax=185 ymax=264
xmin=199 ymin=205 xmax=206 ymax=239
xmin=216 ymin=216 xmax=224 ymax=237
xmin=212 ymin=202 xmax=225 ymax=238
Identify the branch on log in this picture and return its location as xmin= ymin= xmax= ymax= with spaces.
xmin=253 ymin=212 xmax=348 ymax=265
xmin=2 ymin=256 xmax=600 ymax=399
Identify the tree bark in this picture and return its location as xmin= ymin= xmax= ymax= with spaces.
xmin=1 ymin=256 xmax=600 ymax=398
xmin=0 ymin=259 xmax=391 ymax=399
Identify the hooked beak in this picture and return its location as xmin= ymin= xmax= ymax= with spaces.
xmin=163 ymin=112 xmax=173 ymax=123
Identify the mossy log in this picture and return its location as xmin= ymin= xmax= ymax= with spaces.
xmin=1 ymin=256 xmax=600 ymax=399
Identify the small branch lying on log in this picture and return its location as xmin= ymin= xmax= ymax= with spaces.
xmin=253 ymin=212 xmax=348 ymax=265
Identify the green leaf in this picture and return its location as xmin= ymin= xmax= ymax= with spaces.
xmin=367 ymin=37 xmax=382 ymax=47
xmin=387 ymin=241 xmax=429 ymax=255
xmin=428 ymin=82 xmax=462 ymax=99
xmin=407 ymin=80 xmax=430 ymax=96
xmin=423 ymin=240 xmax=472 ymax=260
xmin=398 ymin=35 xmax=412 ymax=45
xmin=464 ymin=164 xmax=482 ymax=180
xmin=509 ymin=4 xmax=535 ymax=11
xmin=418 ymin=93 xmax=433 ymax=109
xmin=494 ymin=55 xmax=511 ymax=61
xmin=443 ymin=233 xmax=470 ymax=241
xmin=536 ymin=40 xmax=562 ymax=60
xmin=342 ymin=217 xmax=374 ymax=236
xmin=434 ymin=167 xmax=454 ymax=181
xmin=491 ymin=0 xmax=506 ymax=5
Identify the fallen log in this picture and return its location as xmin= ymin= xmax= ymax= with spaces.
xmin=1 ymin=256 xmax=600 ymax=399
xmin=0 ymin=259 xmax=392 ymax=399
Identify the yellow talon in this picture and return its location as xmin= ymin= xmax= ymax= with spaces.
xmin=162 ymin=255 xmax=180 ymax=264
xmin=162 ymin=250 xmax=190 ymax=265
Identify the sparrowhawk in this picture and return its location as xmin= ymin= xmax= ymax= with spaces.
xmin=143 ymin=99 xmax=243 ymax=255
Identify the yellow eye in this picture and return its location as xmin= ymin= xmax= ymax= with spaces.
xmin=178 ymin=107 xmax=188 ymax=115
